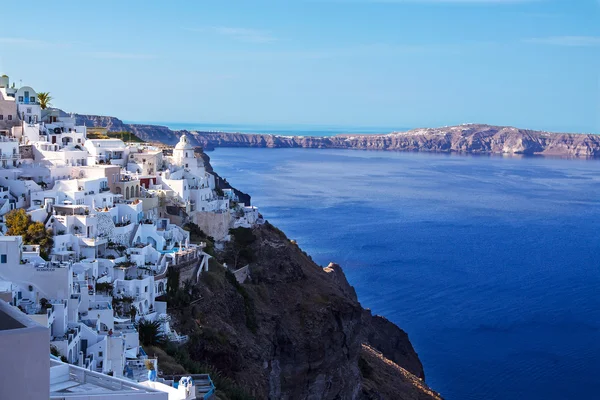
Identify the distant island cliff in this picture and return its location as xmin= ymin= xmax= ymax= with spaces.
xmin=70 ymin=110 xmax=600 ymax=157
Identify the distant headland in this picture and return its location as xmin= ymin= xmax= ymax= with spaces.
xmin=68 ymin=110 xmax=600 ymax=158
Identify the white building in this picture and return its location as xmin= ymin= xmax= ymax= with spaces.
xmin=0 ymin=299 xmax=50 ymax=400
xmin=40 ymin=109 xmax=87 ymax=148
xmin=84 ymin=139 xmax=129 ymax=166
xmin=0 ymin=75 xmax=18 ymax=132
xmin=15 ymin=85 xmax=41 ymax=124
xmin=0 ymin=74 xmax=233 ymax=398
xmin=172 ymin=134 xmax=196 ymax=170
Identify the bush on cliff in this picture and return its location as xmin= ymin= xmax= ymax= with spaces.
xmin=183 ymin=222 xmax=215 ymax=256
xmin=160 ymin=341 xmax=255 ymax=400
xmin=5 ymin=209 xmax=54 ymax=259
xmin=222 ymin=227 xmax=256 ymax=269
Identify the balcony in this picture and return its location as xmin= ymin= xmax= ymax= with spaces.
xmin=0 ymin=153 xmax=20 ymax=160
xmin=78 ymin=235 xmax=108 ymax=247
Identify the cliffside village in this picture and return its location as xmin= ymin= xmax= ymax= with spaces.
xmin=0 ymin=75 xmax=262 ymax=400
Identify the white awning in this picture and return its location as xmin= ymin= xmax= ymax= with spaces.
xmin=97 ymin=275 xmax=112 ymax=284
xmin=125 ymin=347 xmax=138 ymax=359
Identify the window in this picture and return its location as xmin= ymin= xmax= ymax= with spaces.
xmin=0 ymin=115 xmax=3 ymax=120
xmin=98 ymin=351 xmax=103 ymax=357
xmin=145 ymin=286 xmax=148 ymax=292
xmin=0 ymin=254 xmax=6 ymax=263
xmin=30 ymin=97 xmax=35 ymax=103
xmin=18 ymin=96 xmax=23 ymax=102
xmin=7 ymin=115 xmax=12 ymax=121
xmin=27 ymin=108 xmax=32 ymax=114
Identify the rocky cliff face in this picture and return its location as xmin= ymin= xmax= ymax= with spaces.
xmin=185 ymin=125 xmax=600 ymax=157
xmin=165 ymin=222 xmax=440 ymax=400
xmin=73 ymin=111 xmax=600 ymax=157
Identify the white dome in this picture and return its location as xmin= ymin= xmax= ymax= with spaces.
xmin=175 ymin=134 xmax=193 ymax=150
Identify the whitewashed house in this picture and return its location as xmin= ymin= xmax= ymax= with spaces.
xmin=84 ymin=139 xmax=129 ymax=166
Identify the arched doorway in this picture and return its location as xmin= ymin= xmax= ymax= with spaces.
xmin=146 ymin=236 xmax=157 ymax=248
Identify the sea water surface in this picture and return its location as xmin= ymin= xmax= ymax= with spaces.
xmin=209 ymin=147 xmax=600 ymax=400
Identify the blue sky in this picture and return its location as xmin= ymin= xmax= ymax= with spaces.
xmin=1 ymin=0 xmax=598 ymax=133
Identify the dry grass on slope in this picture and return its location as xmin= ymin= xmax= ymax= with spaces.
xmin=360 ymin=344 xmax=443 ymax=400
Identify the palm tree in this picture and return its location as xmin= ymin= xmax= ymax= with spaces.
xmin=136 ymin=319 xmax=166 ymax=346
xmin=37 ymin=92 xmax=52 ymax=110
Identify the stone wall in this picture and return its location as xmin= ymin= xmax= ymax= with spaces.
xmin=97 ymin=213 xmax=132 ymax=245
xmin=178 ymin=261 xmax=200 ymax=285
xmin=192 ymin=210 xmax=231 ymax=241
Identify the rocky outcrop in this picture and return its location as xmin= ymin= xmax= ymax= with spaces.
xmin=167 ymin=222 xmax=439 ymax=399
xmin=71 ymin=111 xmax=600 ymax=158
xmin=73 ymin=113 xmax=130 ymax=132
xmin=360 ymin=344 xmax=442 ymax=400
xmin=361 ymin=312 xmax=425 ymax=379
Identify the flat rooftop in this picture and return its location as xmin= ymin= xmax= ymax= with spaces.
xmin=0 ymin=300 xmax=45 ymax=332
xmin=0 ymin=308 xmax=25 ymax=331
xmin=50 ymin=360 xmax=167 ymax=399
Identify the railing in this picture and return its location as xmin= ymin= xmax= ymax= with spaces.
xmin=50 ymin=359 xmax=165 ymax=397
xmin=78 ymin=235 xmax=108 ymax=246
xmin=0 ymin=135 xmax=19 ymax=143
xmin=161 ymin=374 xmax=216 ymax=399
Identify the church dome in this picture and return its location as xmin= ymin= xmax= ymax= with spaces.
xmin=175 ymin=134 xmax=193 ymax=150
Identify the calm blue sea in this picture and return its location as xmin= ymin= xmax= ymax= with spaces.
xmin=128 ymin=121 xmax=404 ymax=137
xmin=209 ymin=147 xmax=600 ymax=400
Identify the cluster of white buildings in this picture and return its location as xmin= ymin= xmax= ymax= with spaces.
xmin=0 ymin=74 xmax=262 ymax=399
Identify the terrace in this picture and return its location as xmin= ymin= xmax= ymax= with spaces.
xmin=50 ymin=359 xmax=167 ymax=399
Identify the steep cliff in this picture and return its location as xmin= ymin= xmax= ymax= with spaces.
xmin=184 ymin=125 xmax=600 ymax=157
xmin=162 ymin=222 xmax=439 ymax=400
xmin=72 ymin=111 xmax=600 ymax=157
xmin=198 ymin=151 xmax=252 ymax=206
